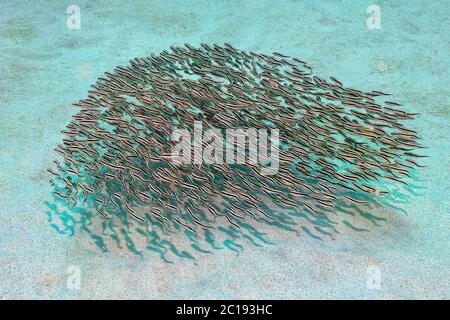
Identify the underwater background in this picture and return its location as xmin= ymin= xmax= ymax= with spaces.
xmin=0 ymin=0 xmax=449 ymax=299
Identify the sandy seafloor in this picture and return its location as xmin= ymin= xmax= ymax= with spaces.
xmin=0 ymin=0 xmax=449 ymax=299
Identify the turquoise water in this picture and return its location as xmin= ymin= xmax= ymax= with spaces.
xmin=1 ymin=0 xmax=449 ymax=299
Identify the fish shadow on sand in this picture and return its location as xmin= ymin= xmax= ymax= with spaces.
xmin=44 ymin=44 xmax=427 ymax=263
xmin=44 ymin=175 xmax=423 ymax=263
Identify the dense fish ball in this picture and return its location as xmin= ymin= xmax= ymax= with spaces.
xmin=49 ymin=43 xmax=424 ymax=237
